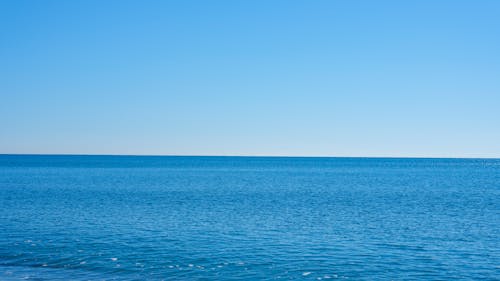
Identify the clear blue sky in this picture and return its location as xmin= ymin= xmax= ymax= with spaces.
xmin=1 ymin=0 xmax=499 ymax=157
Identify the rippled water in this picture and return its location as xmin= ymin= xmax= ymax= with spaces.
xmin=0 ymin=155 xmax=499 ymax=280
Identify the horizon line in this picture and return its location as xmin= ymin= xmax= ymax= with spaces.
xmin=1 ymin=153 xmax=499 ymax=160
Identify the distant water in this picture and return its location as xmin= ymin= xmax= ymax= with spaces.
xmin=1 ymin=155 xmax=499 ymax=280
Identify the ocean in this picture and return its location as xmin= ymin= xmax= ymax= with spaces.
xmin=0 ymin=155 xmax=499 ymax=280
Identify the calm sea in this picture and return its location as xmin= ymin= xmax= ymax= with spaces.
xmin=0 ymin=155 xmax=499 ymax=280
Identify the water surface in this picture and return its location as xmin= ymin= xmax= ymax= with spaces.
xmin=1 ymin=155 xmax=499 ymax=280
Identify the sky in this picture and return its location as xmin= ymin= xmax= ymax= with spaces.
xmin=1 ymin=0 xmax=499 ymax=157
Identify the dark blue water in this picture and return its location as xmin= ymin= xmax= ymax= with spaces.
xmin=1 ymin=155 xmax=499 ymax=280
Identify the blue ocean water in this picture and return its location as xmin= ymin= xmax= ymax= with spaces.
xmin=0 ymin=155 xmax=499 ymax=280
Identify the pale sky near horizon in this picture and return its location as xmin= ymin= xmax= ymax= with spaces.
xmin=1 ymin=0 xmax=499 ymax=158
